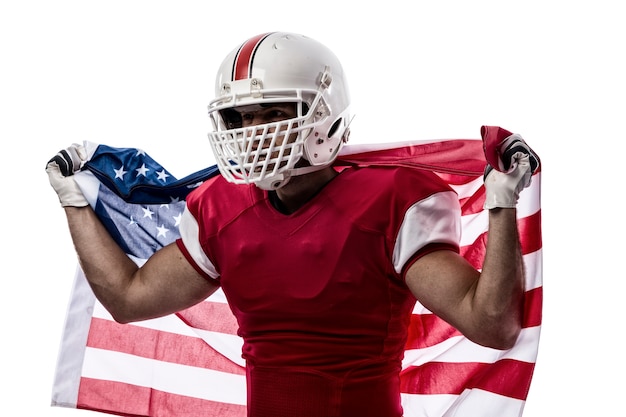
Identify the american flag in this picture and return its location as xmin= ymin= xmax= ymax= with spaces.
xmin=51 ymin=127 xmax=542 ymax=417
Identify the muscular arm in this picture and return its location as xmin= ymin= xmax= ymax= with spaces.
xmin=406 ymin=208 xmax=524 ymax=350
xmin=64 ymin=206 xmax=220 ymax=324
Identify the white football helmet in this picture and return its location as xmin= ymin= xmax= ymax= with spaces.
xmin=207 ymin=32 xmax=351 ymax=190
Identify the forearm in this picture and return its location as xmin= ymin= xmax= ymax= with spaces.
xmin=474 ymin=208 xmax=525 ymax=347
xmin=47 ymin=145 xmax=218 ymax=324
xmin=64 ymin=206 xmax=139 ymax=318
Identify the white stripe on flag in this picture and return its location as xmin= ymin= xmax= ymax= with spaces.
xmin=402 ymin=326 xmax=541 ymax=368
xmin=459 ymin=211 xmax=488 ymax=247
xmin=51 ymin=266 xmax=96 ymax=408
xmin=401 ymin=389 xmax=526 ymax=417
xmin=517 ymin=172 xmax=542 ymax=215
xmin=523 ymin=250 xmax=543 ymax=291
xmin=81 ymin=347 xmax=247 ymax=405
xmin=92 ymin=301 xmax=246 ymax=366
xmin=448 ymin=176 xmax=483 ymax=199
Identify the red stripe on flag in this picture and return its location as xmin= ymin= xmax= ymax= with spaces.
xmin=233 ymin=33 xmax=271 ymax=81
xmin=523 ymin=286 xmax=542 ymax=328
xmin=400 ymin=359 xmax=535 ymax=400
xmin=340 ymin=140 xmax=485 ymax=176
xmin=406 ymin=313 xmax=461 ymax=349
xmin=86 ymin=318 xmax=245 ymax=375
xmin=460 ymin=231 xmax=488 ymax=270
xmin=459 ymin=192 xmax=486 ymax=216
xmin=401 ymin=362 xmax=476 ymax=395
xmin=518 ymin=210 xmax=542 ymax=255
xmin=457 ymin=179 xmax=490 ymax=215
xmin=78 ymin=378 xmax=246 ymax=417
xmin=177 ymin=299 xmax=239 ymax=334
xmin=469 ymin=358 xmax=536 ymax=400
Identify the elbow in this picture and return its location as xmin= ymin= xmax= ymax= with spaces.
xmin=473 ymin=297 xmax=525 ymax=350
xmin=475 ymin=321 xmax=522 ymax=350
xmin=108 ymin=308 xmax=135 ymax=324
xmin=107 ymin=301 xmax=161 ymax=325
xmin=104 ymin=302 xmax=142 ymax=325
xmin=487 ymin=329 xmax=521 ymax=350
xmin=111 ymin=314 xmax=134 ymax=325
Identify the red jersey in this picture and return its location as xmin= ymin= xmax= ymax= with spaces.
xmin=177 ymin=165 xmax=460 ymax=417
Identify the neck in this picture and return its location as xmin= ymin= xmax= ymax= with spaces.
xmin=273 ymin=167 xmax=338 ymax=214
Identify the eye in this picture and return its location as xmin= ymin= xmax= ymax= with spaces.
xmin=268 ymin=110 xmax=288 ymax=120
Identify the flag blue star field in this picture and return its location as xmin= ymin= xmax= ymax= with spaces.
xmin=51 ymin=129 xmax=543 ymax=417
xmin=82 ymin=144 xmax=219 ymax=258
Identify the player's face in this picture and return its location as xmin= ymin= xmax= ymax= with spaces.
xmin=220 ymin=102 xmax=298 ymax=132
xmin=220 ymin=102 xmax=300 ymax=170
xmin=239 ymin=102 xmax=298 ymax=129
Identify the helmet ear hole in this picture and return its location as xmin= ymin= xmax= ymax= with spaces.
xmin=327 ymin=118 xmax=342 ymax=138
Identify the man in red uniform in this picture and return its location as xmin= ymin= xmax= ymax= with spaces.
xmin=46 ymin=32 xmax=537 ymax=417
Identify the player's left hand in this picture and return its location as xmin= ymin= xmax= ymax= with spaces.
xmin=483 ymin=133 xmax=539 ymax=210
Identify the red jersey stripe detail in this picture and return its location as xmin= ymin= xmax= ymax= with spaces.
xmin=233 ymin=32 xmax=272 ymax=81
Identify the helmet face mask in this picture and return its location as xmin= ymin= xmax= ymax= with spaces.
xmin=207 ymin=32 xmax=351 ymax=190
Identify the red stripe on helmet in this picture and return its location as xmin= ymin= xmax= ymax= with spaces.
xmin=232 ymin=32 xmax=273 ymax=81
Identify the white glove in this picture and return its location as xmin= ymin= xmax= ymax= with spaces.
xmin=483 ymin=134 xmax=538 ymax=210
xmin=46 ymin=143 xmax=89 ymax=207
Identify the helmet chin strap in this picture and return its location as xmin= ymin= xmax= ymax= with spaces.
xmin=255 ymin=171 xmax=292 ymax=191
xmin=254 ymin=160 xmax=331 ymax=191
xmin=290 ymin=162 xmax=331 ymax=177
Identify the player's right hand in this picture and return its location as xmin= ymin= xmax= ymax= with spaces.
xmin=46 ymin=144 xmax=89 ymax=207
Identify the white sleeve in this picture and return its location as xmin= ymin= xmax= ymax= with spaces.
xmin=178 ymin=206 xmax=220 ymax=279
xmin=392 ymin=190 xmax=461 ymax=274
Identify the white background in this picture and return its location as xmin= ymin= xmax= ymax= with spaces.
xmin=1 ymin=0 xmax=624 ymax=416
